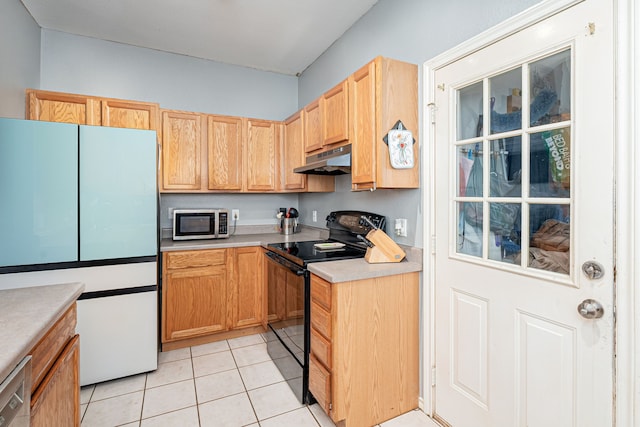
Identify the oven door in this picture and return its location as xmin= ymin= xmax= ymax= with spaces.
xmin=264 ymin=251 xmax=310 ymax=403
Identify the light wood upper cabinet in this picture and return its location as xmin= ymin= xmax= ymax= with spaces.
xmin=101 ymin=99 xmax=159 ymax=131
xmin=207 ymin=115 xmax=244 ymax=191
xmin=350 ymin=61 xmax=377 ymax=187
xmin=322 ymin=79 xmax=349 ymax=146
xmin=161 ymin=110 xmax=203 ymax=191
xmin=304 ymin=98 xmax=323 ymax=153
xmin=27 ymin=89 xmax=160 ymax=132
xmin=283 ymin=110 xmax=306 ymax=191
xmin=350 ymin=57 xmax=419 ymax=191
xmin=245 ymin=118 xmax=280 ymax=192
xmin=26 ymin=89 xmax=101 ymax=125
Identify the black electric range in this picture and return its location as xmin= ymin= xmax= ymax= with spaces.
xmin=264 ymin=210 xmax=386 ymax=404
xmin=265 ymin=210 xmax=386 ymax=266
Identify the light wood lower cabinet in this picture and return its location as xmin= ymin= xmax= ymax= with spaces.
xmin=230 ymin=246 xmax=264 ymax=329
xmin=162 ymin=247 xmax=265 ymax=350
xmin=31 ymin=335 xmax=80 ymax=427
xmin=309 ymin=273 xmax=419 ymax=427
xmin=29 ymin=303 xmax=80 ymax=427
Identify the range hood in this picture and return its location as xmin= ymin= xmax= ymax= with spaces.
xmin=294 ymin=144 xmax=351 ymax=175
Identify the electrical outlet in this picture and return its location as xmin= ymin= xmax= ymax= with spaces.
xmin=168 ymin=207 xmax=174 ymax=220
xmin=312 ymin=210 xmax=317 ymax=222
xmin=232 ymin=209 xmax=240 ymax=221
xmin=395 ymin=218 xmax=408 ymax=237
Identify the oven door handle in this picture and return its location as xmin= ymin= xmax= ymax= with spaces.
xmin=265 ymin=251 xmax=306 ymax=275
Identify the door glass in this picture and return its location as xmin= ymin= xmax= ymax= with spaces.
xmin=457 ymin=82 xmax=483 ymax=140
xmin=490 ymin=136 xmax=521 ymax=197
xmin=489 ymin=67 xmax=522 ymax=134
xmin=530 ymin=50 xmax=571 ymax=126
xmin=528 ymin=203 xmax=570 ymax=274
xmin=454 ymin=49 xmax=571 ymax=275
xmin=530 ymin=128 xmax=571 ymax=197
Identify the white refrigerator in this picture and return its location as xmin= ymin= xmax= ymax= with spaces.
xmin=0 ymin=119 xmax=159 ymax=386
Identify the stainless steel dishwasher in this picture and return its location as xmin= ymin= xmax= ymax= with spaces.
xmin=0 ymin=356 xmax=31 ymax=427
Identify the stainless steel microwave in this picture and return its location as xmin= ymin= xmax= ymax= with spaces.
xmin=172 ymin=209 xmax=230 ymax=240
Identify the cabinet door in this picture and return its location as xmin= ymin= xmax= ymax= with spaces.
xmin=266 ymin=255 xmax=287 ymax=323
xmin=322 ymin=80 xmax=349 ymax=146
xmin=0 ymin=119 xmax=78 ymax=267
xmin=304 ymin=98 xmax=323 ymax=153
xmin=31 ymin=335 xmax=80 ymax=427
xmin=79 ymin=126 xmax=157 ymax=260
xmin=26 ymin=90 xmax=101 ymax=125
xmin=161 ymin=110 xmax=203 ymax=191
xmin=285 ymin=268 xmax=304 ymax=320
xmin=350 ymin=61 xmax=377 ymax=190
xmin=207 ymin=115 xmax=243 ymax=191
xmin=283 ymin=111 xmax=306 ymax=190
xmin=231 ymin=247 xmax=264 ymax=329
xmin=101 ymin=99 xmax=159 ymax=131
xmin=245 ymin=119 xmax=279 ymax=191
xmin=163 ymin=265 xmax=228 ymax=341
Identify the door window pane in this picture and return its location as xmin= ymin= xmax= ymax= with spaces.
xmin=530 ymin=50 xmax=571 ymax=126
xmin=457 ymin=82 xmax=483 ymax=140
xmin=488 ymin=202 xmax=521 ymax=264
xmin=489 ymin=67 xmax=522 ymax=134
xmin=490 ymin=137 xmax=522 ymax=197
xmin=457 ymin=201 xmax=483 ymax=258
xmin=530 ymin=128 xmax=571 ymax=197
xmin=527 ymin=204 xmax=570 ymax=274
xmin=458 ymin=143 xmax=480 ymax=197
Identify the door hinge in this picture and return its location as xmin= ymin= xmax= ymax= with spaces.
xmin=437 ymin=83 xmax=445 ymax=91
xmin=431 ymin=235 xmax=436 ymax=254
xmin=329 ymin=403 xmax=333 ymax=410
xmin=432 ymin=366 xmax=437 ymax=387
xmin=587 ymin=22 xmax=595 ymax=35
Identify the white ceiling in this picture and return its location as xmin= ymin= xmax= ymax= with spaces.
xmin=20 ymin=0 xmax=379 ymax=76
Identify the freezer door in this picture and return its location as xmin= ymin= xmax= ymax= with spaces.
xmin=79 ymin=126 xmax=157 ymax=260
xmin=0 ymin=118 xmax=78 ymax=267
xmin=77 ymin=289 xmax=158 ymax=386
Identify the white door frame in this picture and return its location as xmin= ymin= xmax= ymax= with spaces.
xmin=420 ymin=0 xmax=639 ymax=425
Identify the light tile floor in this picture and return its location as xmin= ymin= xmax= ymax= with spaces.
xmin=80 ymin=332 xmax=440 ymax=427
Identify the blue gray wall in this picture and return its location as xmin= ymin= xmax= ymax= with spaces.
xmin=40 ymin=30 xmax=298 ymax=121
xmin=0 ymin=0 xmax=41 ymax=118
xmin=298 ymin=0 xmax=541 ymax=248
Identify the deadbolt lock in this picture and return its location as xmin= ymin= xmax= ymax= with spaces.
xmin=582 ymin=261 xmax=604 ymax=280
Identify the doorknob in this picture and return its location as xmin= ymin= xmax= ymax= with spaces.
xmin=577 ymin=299 xmax=604 ymax=319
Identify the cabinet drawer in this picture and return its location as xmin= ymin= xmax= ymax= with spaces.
xmin=310 ymin=327 xmax=331 ymax=369
xmin=310 ymin=301 xmax=331 ymax=340
xmin=309 ymin=354 xmax=331 ymax=415
xmin=29 ymin=304 xmax=77 ymax=394
xmin=310 ymin=275 xmax=331 ymax=310
xmin=165 ymin=249 xmax=226 ymax=269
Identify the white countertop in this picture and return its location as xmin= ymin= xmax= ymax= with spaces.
xmin=0 ymin=282 xmax=84 ymax=382
xmin=161 ymin=228 xmax=423 ymax=283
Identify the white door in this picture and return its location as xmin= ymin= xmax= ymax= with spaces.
xmin=433 ymin=1 xmax=614 ymax=426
